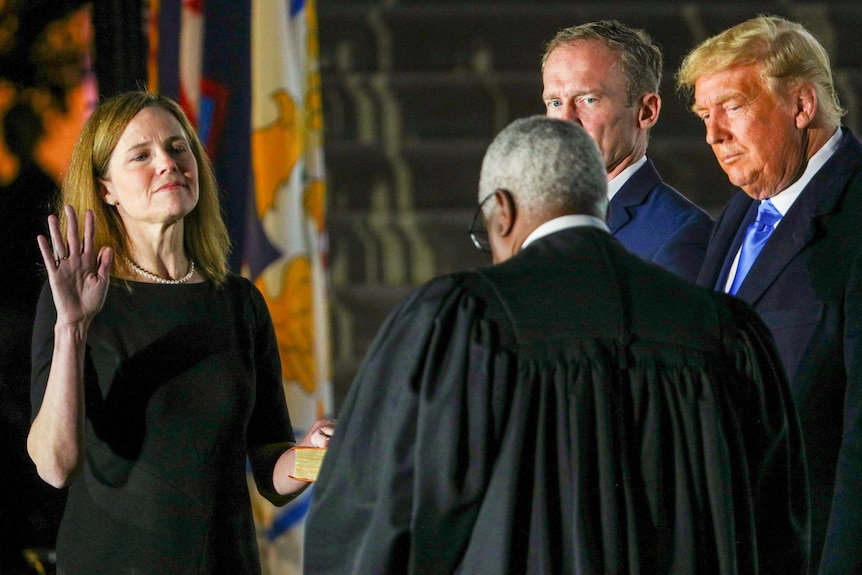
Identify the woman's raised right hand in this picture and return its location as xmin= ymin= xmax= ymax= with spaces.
xmin=37 ymin=205 xmax=113 ymax=327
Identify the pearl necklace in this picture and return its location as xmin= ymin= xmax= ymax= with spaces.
xmin=123 ymin=256 xmax=195 ymax=285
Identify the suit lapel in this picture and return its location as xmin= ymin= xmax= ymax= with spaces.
xmin=697 ymin=194 xmax=754 ymax=290
xmin=607 ymin=159 xmax=661 ymax=233
xmin=734 ymin=198 xmax=813 ymax=303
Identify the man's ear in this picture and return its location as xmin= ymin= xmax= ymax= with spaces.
xmin=794 ymin=83 xmax=818 ymax=129
xmin=637 ymin=92 xmax=661 ymax=130
xmin=493 ymin=189 xmax=515 ymax=237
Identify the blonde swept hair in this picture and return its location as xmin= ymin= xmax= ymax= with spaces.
xmin=676 ymin=15 xmax=845 ymax=128
xmin=58 ymin=91 xmax=231 ymax=285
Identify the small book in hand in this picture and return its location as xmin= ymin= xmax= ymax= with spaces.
xmin=289 ymin=446 xmax=328 ymax=482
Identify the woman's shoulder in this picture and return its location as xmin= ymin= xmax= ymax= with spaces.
xmin=219 ymin=272 xmax=261 ymax=297
xmin=217 ymin=272 xmax=270 ymax=313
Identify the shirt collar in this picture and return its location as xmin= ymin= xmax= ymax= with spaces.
xmin=770 ymin=127 xmax=842 ymax=215
xmin=522 ymin=214 xmax=610 ymax=249
xmin=607 ymin=155 xmax=647 ymax=201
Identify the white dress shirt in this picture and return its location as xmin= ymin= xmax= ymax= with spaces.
xmin=522 ymin=214 xmax=610 ymax=249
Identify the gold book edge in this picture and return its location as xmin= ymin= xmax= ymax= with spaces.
xmin=289 ymin=446 xmax=328 ymax=482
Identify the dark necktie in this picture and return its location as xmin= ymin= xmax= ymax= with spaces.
xmin=728 ymin=199 xmax=782 ymax=295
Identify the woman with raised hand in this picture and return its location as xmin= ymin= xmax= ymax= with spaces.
xmin=27 ymin=91 xmax=333 ymax=574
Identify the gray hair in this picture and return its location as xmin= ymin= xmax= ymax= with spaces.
xmin=478 ymin=116 xmax=608 ymax=219
xmin=541 ymin=20 xmax=662 ymax=106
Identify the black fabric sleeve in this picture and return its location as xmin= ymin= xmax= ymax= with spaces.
xmin=305 ymin=275 xmax=508 ymax=574
xmin=30 ymin=282 xmax=56 ymax=419
xmin=242 ymin=278 xmax=296 ymax=505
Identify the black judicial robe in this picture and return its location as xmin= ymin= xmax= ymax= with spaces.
xmin=305 ymin=227 xmax=809 ymax=575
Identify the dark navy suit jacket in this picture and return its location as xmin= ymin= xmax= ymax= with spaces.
xmin=608 ymin=158 xmax=713 ymax=283
xmin=697 ymin=128 xmax=862 ymax=575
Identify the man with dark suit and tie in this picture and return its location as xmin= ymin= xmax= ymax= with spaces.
xmin=542 ymin=20 xmax=713 ymax=283
xmin=678 ymin=15 xmax=862 ymax=574
xmin=304 ymin=116 xmax=808 ymax=574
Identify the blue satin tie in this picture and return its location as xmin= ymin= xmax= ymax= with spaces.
xmin=728 ymin=199 xmax=782 ymax=295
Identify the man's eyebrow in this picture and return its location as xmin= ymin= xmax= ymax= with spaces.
xmin=691 ymin=91 xmax=738 ymax=114
xmin=544 ymin=88 xmax=603 ymax=100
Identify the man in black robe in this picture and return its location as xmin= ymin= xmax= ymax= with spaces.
xmin=305 ymin=116 xmax=809 ymax=574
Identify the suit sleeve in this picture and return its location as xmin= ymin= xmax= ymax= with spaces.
xmin=820 ymin=249 xmax=862 ymax=574
xmin=652 ymin=210 xmax=713 ymax=284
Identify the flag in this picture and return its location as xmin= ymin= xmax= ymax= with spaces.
xmin=247 ymin=0 xmax=332 ymax=573
xmin=149 ymin=1 xmax=332 ymax=572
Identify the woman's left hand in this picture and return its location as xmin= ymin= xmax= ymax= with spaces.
xmin=271 ymin=417 xmax=336 ymax=495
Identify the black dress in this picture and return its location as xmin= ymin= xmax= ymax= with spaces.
xmin=31 ymin=274 xmax=294 ymax=574
xmin=305 ymin=227 xmax=809 ymax=575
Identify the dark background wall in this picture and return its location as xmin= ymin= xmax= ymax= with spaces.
xmin=87 ymin=0 xmax=862 ymax=412
xmin=317 ymin=0 xmax=862 ymax=411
